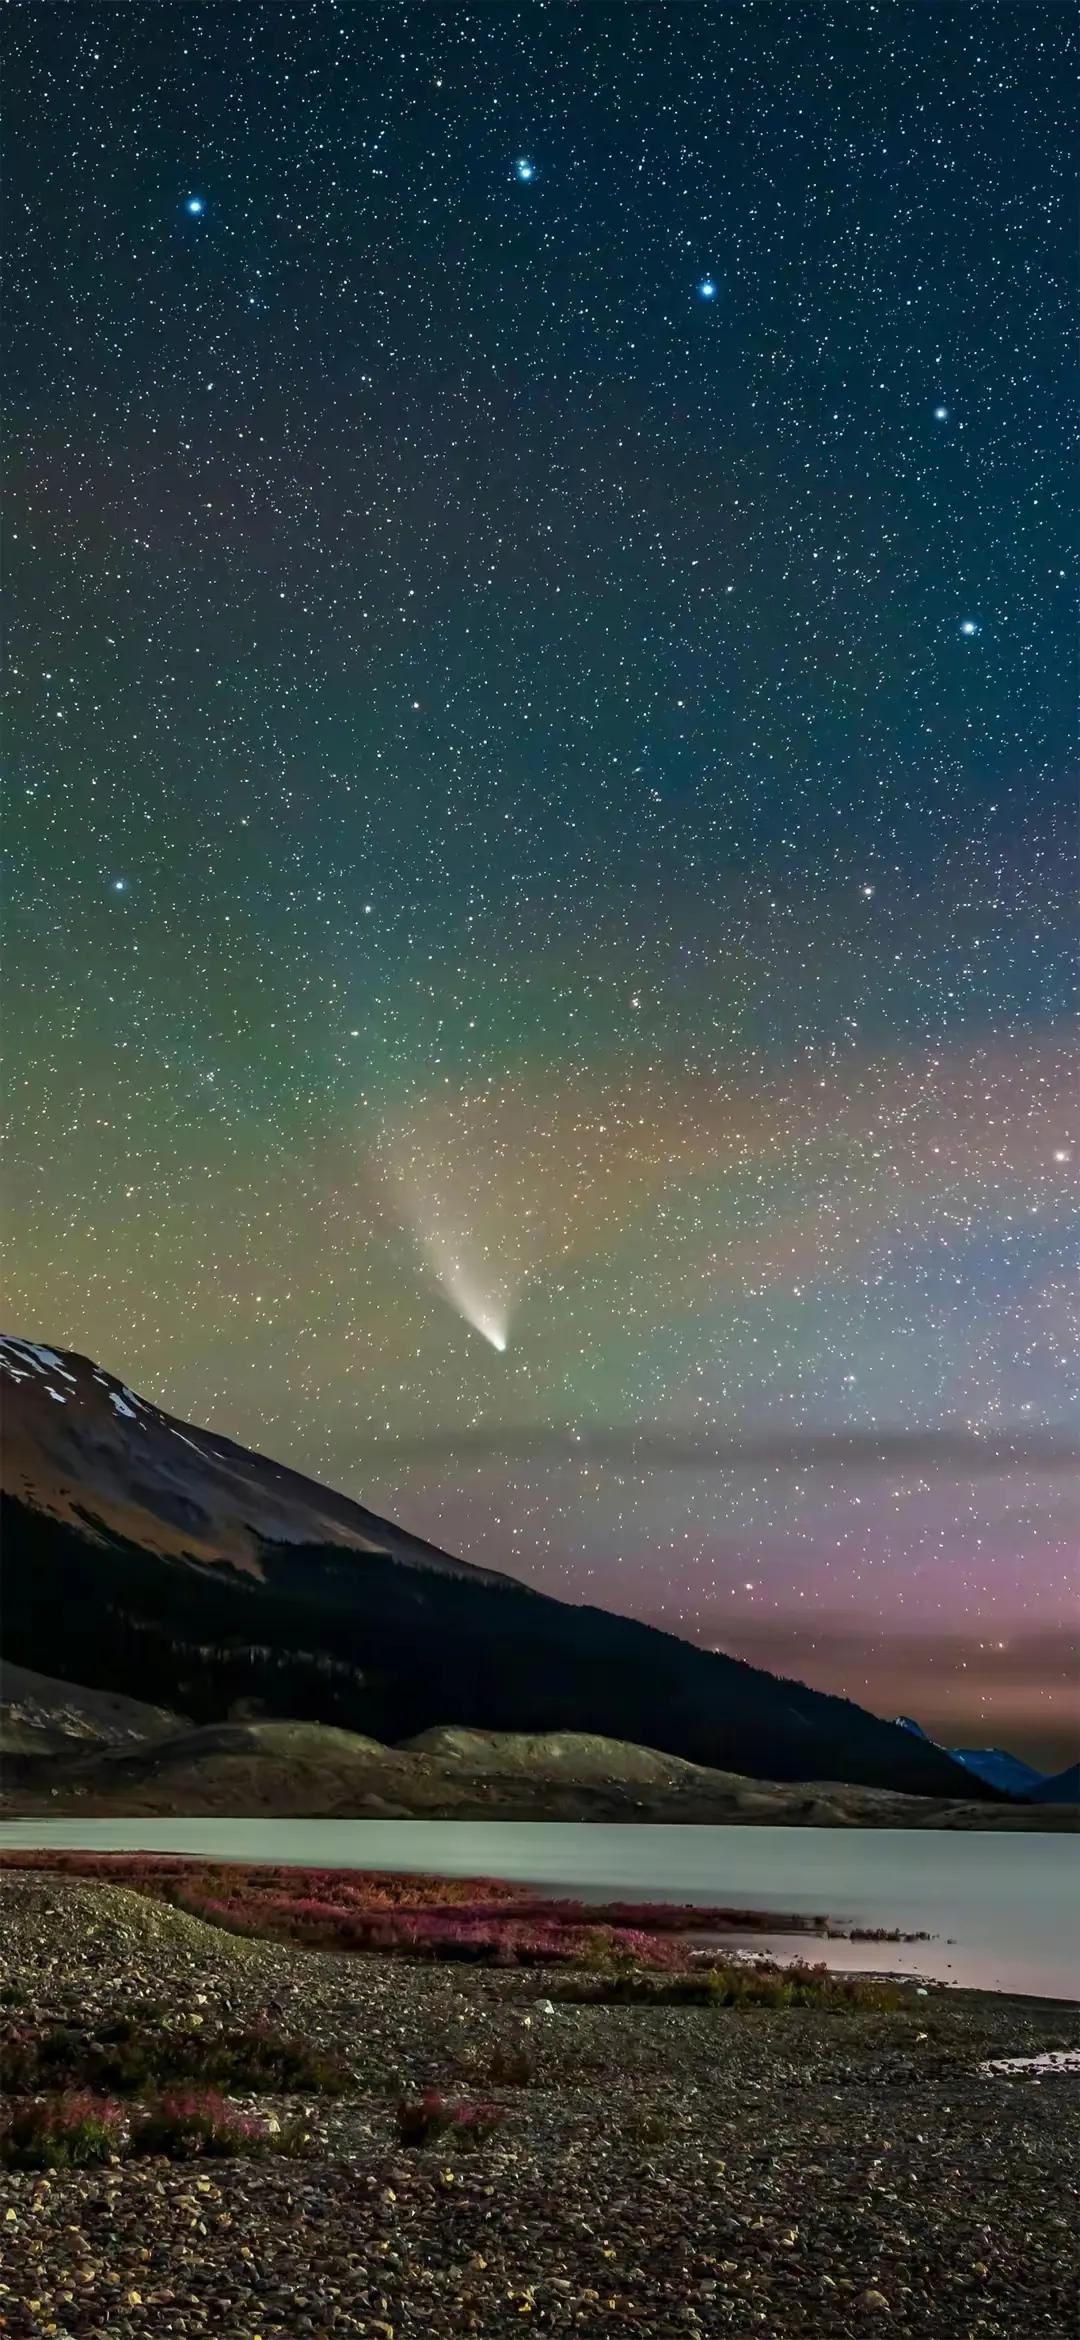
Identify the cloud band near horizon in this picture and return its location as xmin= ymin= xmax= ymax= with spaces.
xmin=353 ymin=1424 xmax=1080 ymax=1476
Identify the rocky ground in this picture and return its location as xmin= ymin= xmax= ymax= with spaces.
xmin=0 ymin=1871 xmax=1077 ymax=2339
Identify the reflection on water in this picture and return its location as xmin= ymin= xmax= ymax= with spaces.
xmin=1 ymin=1818 xmax=1077 ymax=2001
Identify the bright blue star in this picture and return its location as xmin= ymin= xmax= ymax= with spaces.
xmin=959 ymin=618 xmax=981 ymax=637
xmin=185 ymin=196 xmax=205 ymax=217
xmin=933 ymin=405 xmax=949 ymax=421
xmin=514 ymin=158 xmax=536 ymax=183
xmin=697 ymin=277 xmax=718 ymax=301
xmin=112 ymin=878 xmax=127 ymax=892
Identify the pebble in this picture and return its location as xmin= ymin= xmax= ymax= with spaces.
xmin=0 ymin=1874 xmax=1077 ymax=2340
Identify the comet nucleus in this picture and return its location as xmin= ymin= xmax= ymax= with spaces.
xmin=433 ymin=1251 xmax=511 ymax=1351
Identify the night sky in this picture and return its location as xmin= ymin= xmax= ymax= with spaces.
xmin=6 ymin=4 xmax=1076 ymax=1765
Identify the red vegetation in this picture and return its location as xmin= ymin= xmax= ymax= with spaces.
xmin=0 ymin=1852 xmax=520 ymax=1908
xmin=128 ymin=2089 xmax=290 ymax=2159
xmin=396 ymin=2089 xmax=507 ymax=2148
xmin=0 ymin=1851 xmax=830 ymax=1971
xmin=0 ymin=2089 xmax=127 ymax=2168
xmin=0 ymin=2085 xmax=311 ymax=2167
xmin=0 ymin=2015 xmax=351 ymax=2097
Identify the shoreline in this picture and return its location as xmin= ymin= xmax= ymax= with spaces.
xmin=4 ymin=1778 xmax=1075 ymax=1834
xmin=1 ymin=1869 xmax=1078 ymax=2337
xmin=2 ymin=1825 xmax=1076 ymax=2000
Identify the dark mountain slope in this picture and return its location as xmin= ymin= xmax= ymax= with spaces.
xmin=1030 ymin=1763 xmax=1080 ymax=1804
xmin=0 ymin=1338 xmax=992 ymax=1798
xmin=896 ymin=1720 xmax=1048 ymax=1799
xmin=950 ymin=1747 xmax=1047 ymax=1797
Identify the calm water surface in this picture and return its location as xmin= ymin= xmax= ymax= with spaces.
xmin=1 ymin=1820 xmax=1076 ymax=2001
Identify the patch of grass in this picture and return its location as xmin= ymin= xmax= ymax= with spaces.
xmin=396 ymin=2089 xmax=508 ymax=2149
xmin=620 ymin=2103 xmax=684 ymax=2147
xmin=555 ymin=1960 xmax=909 ymax=2012
xmin=0 ymin=2018 xmax=352 ymax=2098
xmin=128 ymin=2088 xmax=297 ymax=2159
xmin=0 ymin=2090 xmax=126 ymax=2169
xmin=0 ymin=2075 xmax=318 ymax=2170
xmin=486 ymin=2040 xmax=538 ymax=2087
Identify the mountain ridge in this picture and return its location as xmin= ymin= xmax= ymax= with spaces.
xmin=1 ymin=1335 xmax=996 ymax=1801
xmin=1029 ymin=1762 xmax=1080 ymax=1805
xmin=895 ymin=1717 xmax=1077 ymax=1800
xmin=0 ymin=1335 xmax=514 ymax=1586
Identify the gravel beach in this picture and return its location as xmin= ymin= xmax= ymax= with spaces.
xmin=1 ymin=1872 xmax=1077 ymax=2339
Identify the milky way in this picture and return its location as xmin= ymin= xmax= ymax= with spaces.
xmin=5 ymin=3 xmax=1076 ymax=1761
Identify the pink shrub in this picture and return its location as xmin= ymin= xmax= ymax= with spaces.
xmin=129 ymin=2089 xmax=274 ymax=2158
xmin=396 ymin=2090 xmax=507 ymax=2149
xmin=0 ymin=2090 xmax=127 ymax=2168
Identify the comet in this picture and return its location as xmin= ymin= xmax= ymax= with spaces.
xmin=373 ymin=1108 xmax=525 ymax=1353
xmin=429 ymin=1246 xmax=511 ymax=1352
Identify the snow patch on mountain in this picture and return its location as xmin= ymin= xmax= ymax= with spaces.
xmin=1 ymin=1338 xmax=78 ymax=1386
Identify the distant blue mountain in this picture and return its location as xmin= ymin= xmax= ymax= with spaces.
xmin=1029 ymin=1762 xmax=1080 ymax=1805
xmin=949 ymin=1746 xmax=1047 ymax=1797
xmin=894 ymin=1718 xmax=1047 ymax=1800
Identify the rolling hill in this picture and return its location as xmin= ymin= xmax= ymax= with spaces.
xmin=7 ymin=1712 xmax=1070 ymax=1826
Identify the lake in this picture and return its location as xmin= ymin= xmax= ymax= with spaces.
xmin=1 ymin=1819 xmax=1076 ymax=2001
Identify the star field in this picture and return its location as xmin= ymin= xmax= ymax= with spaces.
xmin=4 ymin=2 xmax=1077 ymax=1762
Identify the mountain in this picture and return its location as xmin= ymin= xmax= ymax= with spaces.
xmin=895 ymin=1717 xmax=1056 ymax=1800
xmin=949 ymin=1747 xmax=1047 ymax=1798
xmin=0 ymin=1335 xmax=992 ymax=1800
xmin=0 ymin=1337 xmax=508 ymax=1586
xmin=1029 ymin=1762 xmax=1080 ymax=1805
